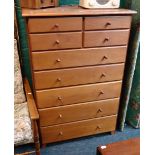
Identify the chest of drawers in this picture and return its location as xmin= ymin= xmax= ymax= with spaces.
xmin=22 ymin=6 xmax=136 ymax=145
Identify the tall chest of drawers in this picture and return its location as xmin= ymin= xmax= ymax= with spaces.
xmin=22 ymin=6 xmax=136 ymax=145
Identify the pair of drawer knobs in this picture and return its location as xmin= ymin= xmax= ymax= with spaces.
xmin=57 ymin=91 xmax=104 ymax=102
xmin=58 ymin=108 xmax=103 ymax=119
xmin=56 ymin=73 xmax=106 ymax=82
xmin=58 ymin=125 xmax=102 ymax=136
xmin=53 ymin=22 xmax=111 ymax=28
xmin=54 ymin=38 xmax=110 ymax=45
xmin=56 ymin=56 xmax=108 ymax=63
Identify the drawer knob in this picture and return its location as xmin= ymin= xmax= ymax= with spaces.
xmin=59 ymin=114 xmax=62 ymax=118
xmin=101 ymin=73 xmax=106 ymax=78
xmin=56 ymin=58 xmax=61 ymax=62
xmin=102 ymin=56 xmax=108 ymax=60
xmin=103 ymin=38 xmax=109 ymax=43
xmin=98 ymin=108 xmax=103 ymax=112
xmin=55 ymin=40 xmax=60 ymax=44
xmin=55 ymin=24 xmax=59 ymax=28
xmin=99 ymin=91 xmax=104 ymax=95
xmin=105 ymin=22 xmax=111 ymax=27
xmin=58 ymin=96 xmax=63 ymax=105
xmin=57 ymin=78 xmax=61 ymax=82
xmin=59 ymin=131 xmax=63 ymax=136
xmin=96 ymin=125 xmax=101 ymax=130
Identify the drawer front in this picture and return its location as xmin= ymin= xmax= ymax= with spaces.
xmin=84 ymin=30 xmax=130 ymax=48
xmin=32 ymin=46 xmax=127 ymax=71
xmin=36 ymin=81 xmax=122 ymax=108
xmin=28 ymin=17 xmax=82 ymax=33
xmin=41 ymin=115 xmax=117 ymax=143
xmin=85 ymin=16 xmax=131 ymax=30
xmin=39 ymin=98 xmax=119 ymax=126
xmin=29 ymin=32 xmax=82 ymax=51
xmin=34 ymin=64 xmax=124 ymax=89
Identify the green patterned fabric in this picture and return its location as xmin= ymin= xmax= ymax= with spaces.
xmin=126 ymin=48 xmax=140 ymax=128
xmin=118 ymin=0 xmax=140 ymax=131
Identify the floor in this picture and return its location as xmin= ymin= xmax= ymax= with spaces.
xmin=15 ymin=124 xmax=140 ymax=155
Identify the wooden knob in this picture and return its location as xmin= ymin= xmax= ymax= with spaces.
xmin=105 ymin=22 xmax=111 ymax=27
xmin=101 ymin=73 xmax=106 ymax=78
xmin=103 ymin=38 xmax=109 ymax=43
xmin=59 ymin=131 xmax=63 ymax=136
xmin=58 ymin=96 xmax=62 ymax=100
xmin=56 ymin=58 xmax=61 ymax=62
xmin=99 ymin=91 xmax=104 ymax=95
xmin=55 ymin=40 xmax=60 ymax=44
xmin=58 ymin=96 xmax=63 ymax=104
xmin=55 ymin=24 xmax=59 ymax=28
xmin=98 ymin=108 xmax=103 ymax=112
xmin=57 ymin=78 xmax=61 ymax=82
xmin=102 ymin=56 xmax=108 ymax=60
xmin=96 ymin=125 xmax=101 ymax=130
xmin=59 ymin=114 xmax=62 ymax=118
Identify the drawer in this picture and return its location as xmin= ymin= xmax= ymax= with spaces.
xmin=29 ymin=32 xmax=82 ymax=51
xmin=32 ymin=46 xmax=127 ymax=71
xmin=39 ymin=98 xmax=119 ymax=126
xmin=84 ymin=30 xmax=130 ymax=48
xmin=85 ymin=16 xmax=131 ymax=30
xmin=34 ymin=64 xmax=124 ymax=89
xmin=41 ymin=115 xmax=117 ymax=144
xmin=36 ymin=81 xmax=122 ymax=108
xmin=28 ymin=17 xmax=82 ymax=33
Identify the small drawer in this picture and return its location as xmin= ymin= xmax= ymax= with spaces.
xmin=36 ymin=81 xmax=122 ymax=108
xmin=85 ymin=16 xmax=131 ymax=30
xmin=28 ymin=17 xmax=82 ymax=33
xmin=84 ymin=30 xmax=130 ymax=48
xmin=29 ymin=32 xmax=82 ymax=51
xmin=41 ymin=115 xmax=117 ymax=144
xmin=34 ymin=64 xmax=124 ymax=89
xmin=32 ymin=46 xmax=127 ymax=71
xmin=39 ymin=98 xmax=119 ymax=126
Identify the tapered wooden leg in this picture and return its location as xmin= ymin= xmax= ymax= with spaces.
xmin=32 ymin=121 xmax=41 ymax=155
xmin=111 ymin=131 xmax=116 ymax=135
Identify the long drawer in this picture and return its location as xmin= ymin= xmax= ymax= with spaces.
xmin=36 ymin=81 xmax=122 ymax=108
xmin=41 ymin=115 xmax=117 ymax=144
xmin=28 ymin=17 xmax=82 ymax=33
xmin=84 ymin=30 xmax=130 ymax=48
xmin=34 ymin=64 xmax=124 ymax=89
xmin=84 ymin=16 xmax=131 ymax=30
xmin=39 ymin=98 xmax=119 ymax=126
xmin=32 ymin=46 xmax=127 ymax=71
xmin=29 ymin=32 xmax=82 ymax=51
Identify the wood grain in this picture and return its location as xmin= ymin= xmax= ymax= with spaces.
xmin=41 ymin=115 xmax=117 ymax=144
xmin=36 ymin=81 xmax=122 ymax=108
xmin=29 ymin=32 xmax=82 ymax=51
xmin=32 ymin=46 xmax=127 ymax=71
xmin=85 ymin=16 xmax=132 ymax=30
xmin=22 ymin=6 xmax=137 ymax=17
xmin=28 ymin=17 xmax=82 ymax=33
xmin=97 ymin=137 xmax=140 ymax=155
xmin=84 ymin=30 xmax=130 ymax=47
xmin=39 ymin=98 xmax=119 ymax=126
xmin=34 ymin=64 xmax=125 ymax=89
xmin=24 ymin=78 xmax=39 ymax=120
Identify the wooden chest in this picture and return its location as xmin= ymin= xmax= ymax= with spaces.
xmin=22 ymin=6 xmax=136 ymax=145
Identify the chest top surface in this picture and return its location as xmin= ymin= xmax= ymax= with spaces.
xmin=22 ymin=6 xmax=136 ymax=17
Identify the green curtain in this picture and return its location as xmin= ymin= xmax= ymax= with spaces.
xmin=117 ymin=0 xmax=140 ymax=131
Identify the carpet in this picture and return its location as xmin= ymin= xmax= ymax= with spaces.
xmin=15 ymin=124 xmax=140 ymax=155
